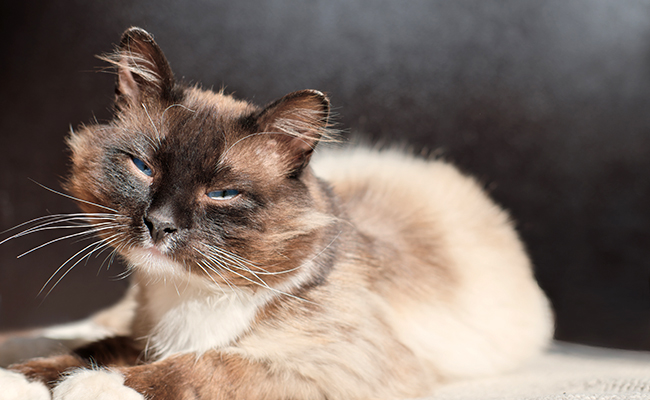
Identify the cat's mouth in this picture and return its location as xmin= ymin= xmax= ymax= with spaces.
xmin=124 ymin=245 xmax=186 ymax=277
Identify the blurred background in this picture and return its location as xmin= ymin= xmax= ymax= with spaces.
xmin=1 ymin=0 xmax=649 ymax=350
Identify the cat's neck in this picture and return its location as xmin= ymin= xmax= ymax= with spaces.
xmin=132 ymin=271 xmax=273 ymax=360
xmin=129 ymin=236 xmax=341 ymax=360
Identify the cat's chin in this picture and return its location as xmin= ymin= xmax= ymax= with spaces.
xmin=123 ymin=246 xmax=187 ymax=279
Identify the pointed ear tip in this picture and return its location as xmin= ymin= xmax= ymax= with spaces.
xmin=304 ymin=89 xmax=329 ymax=102
xmin=298 ymin=89 xmax=331 ymax=112
xmin=120 ymin=27 xmax=155 ymax=45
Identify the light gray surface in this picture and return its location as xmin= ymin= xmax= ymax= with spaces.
xmin=432 ymin=342 xmax=650 ymax=400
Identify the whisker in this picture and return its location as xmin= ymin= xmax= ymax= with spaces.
xmin=161 ymin=103 xmax=195 ymax=124
xmin=16 ymin=223 xmax=119 ymax=258
xmin=218 ymin=122 xmax=339 ymax=169
xmin=39 ymin=237 xmax=112 ymax=297
xmin=195 ymin=261 xmax=227 ymax=296
xmin=28 ymin=180 xmax=118 ymax=213
xmin=104 ymin=241 xmax=130 ymax=274
xmin=218 ymin=132 xmax=267 ymax=166
xmin=94 ymin=235 xmax=128 ymax=274
xmin=203 ymin=245 xmax=265 ymax=271
xmin=306 ymin=230 xmax=342 ymax=265
xmin=217 ymin=261 xmax=271 ymax=289
xmin=205 ymin=245 xmax=291 ymax=276
xmin=42 ymin=238 xmax=118 ymax=299
xmin=193 ymin=247 xmax=246 ymax=299
xmin=201 ymin=246 xmax=263 ymax=278
xmin=1 ymin=212 xmax=117 ymax=236
xmin=142 ymin=103 xmax=163 ymax=149
xmin=196 ymin=246 xmax=312 ymax=303
xmin=3 ymin=222 xmax=105 ymax=245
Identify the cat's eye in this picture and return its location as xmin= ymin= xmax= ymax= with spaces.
xmin=132 ymin=157 xmax=153 ymax=177
xmin=207 ymin=189 xmax=239 ymax=201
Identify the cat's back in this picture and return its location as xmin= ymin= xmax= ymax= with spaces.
xmin=311 ymin=145 xmax=517 ymax=256
xmin=311 ymin=146 xmax=553 ymax=380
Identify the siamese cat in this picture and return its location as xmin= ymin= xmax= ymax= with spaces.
xmin=0 ymin=27 xmax=552 ymax=400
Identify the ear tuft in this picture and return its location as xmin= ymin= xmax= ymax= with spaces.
xmin=99 ymin=27 xmax=175 ymax=106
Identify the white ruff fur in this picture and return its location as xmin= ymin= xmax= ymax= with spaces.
xmin=142 ymin=277 xmax=273 ymax=359
xmin=52 ymin=369 xmax=143 ymax=400
xmin=127 ymin=248 xmax=315 ymax=360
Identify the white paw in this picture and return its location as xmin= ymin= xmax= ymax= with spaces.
xmin=52 ymin=369 xmax=144 ymax=400
xmin=0 ymin=368 xmax=51 ymax=400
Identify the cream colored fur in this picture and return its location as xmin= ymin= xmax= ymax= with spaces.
xmin=134 ymin=273 xmax=273 ymax=359
xmin=312 ymin=146 xmax=553 ymax=380
xmin=109 ymin=146 xmax=551 ymax=398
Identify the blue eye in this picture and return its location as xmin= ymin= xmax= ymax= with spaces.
xmin=207 ymin=189 xmax=239 ymax=200
xmin=132 ymin=157 xmax=153 ymax=177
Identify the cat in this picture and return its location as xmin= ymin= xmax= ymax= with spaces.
xmin=0 ymin=27 xmax=553 ymax=400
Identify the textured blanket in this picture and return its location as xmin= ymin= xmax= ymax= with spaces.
xmin=433 ymin=342 xmax=650 ymax=400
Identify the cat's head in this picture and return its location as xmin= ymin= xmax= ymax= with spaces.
xmin=64 ymin=27 xmax=338 ymax=291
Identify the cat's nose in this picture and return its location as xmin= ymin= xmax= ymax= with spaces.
xmin=144 ymin=209 xmax=178 ymax=243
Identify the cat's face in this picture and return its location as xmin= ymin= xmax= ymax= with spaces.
xmin=64 ymin=28 xmax=335 ymax=291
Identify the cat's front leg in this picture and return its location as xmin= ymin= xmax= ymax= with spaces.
xmin=47 ymin=354 xmax=212 ymax=400
xmin=4 ymin=358 xmax=144 ymax=400
xmin=52 ymin=351 xmax=314 ymax=400
xmin=2 ymin=335 xmax=152 ymax=400
xmin=9 ymin=353 xmax=86 ymax=386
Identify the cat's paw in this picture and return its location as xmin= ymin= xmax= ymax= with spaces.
xmin=0 ymin=368 xmax=51 ymax=400
xmin=53 ymin=369 xmax=144 ymax=400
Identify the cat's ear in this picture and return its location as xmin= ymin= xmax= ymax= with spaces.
xmin=257 ymin=90 xmax=331 ymax=175
xmin=103 ymin=27 xmax=175 ymax=106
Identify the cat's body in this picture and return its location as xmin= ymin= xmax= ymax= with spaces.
xmin=0 ymin=28 xmax=552 ymax=400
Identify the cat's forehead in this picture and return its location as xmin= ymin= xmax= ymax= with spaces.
xmin=118 ymin=88 xmax=258 ymax=152
xmin=111 ymin=87 xmax=282 ymax=180
xmin=181 ymin=87 xmax=257 ymax=116
xmin=165 ymin=88 xmax=257 ymax=134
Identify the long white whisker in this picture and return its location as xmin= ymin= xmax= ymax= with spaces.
xmin=91 ymin=234 xmax=125 ymax=275
xmin=306 ymin=230 xmax=342 ymax=265
xmin=1 ymin=213 xmax=117 ymax=236
xmin=142 ymin=103 xmax=163 ymax=150
xmin=102 ymin=240 xmax=130 ymax=274
xmin=42 ymin=237 xmax=118 ymax=298
xmin=195 ymin=261 xmax=227 ymax=296
xmin=17 ymin=224 xmax=118 ymax=258
xmin=39 ymin=238 xmax=110 ymax=297
xmin=28 ymin=180 xmax=118 ymax=213
xmin=194 ymin=244 xmax=312 ymax=303
xmin=89 ymin=232 xmax=123 ymax=261
xmin=205 ymin=245 xmax=292 ymax=276
xmin=206 ymin=253 xmax=271 ymax=287
xmin=201 ymin=246 xmax=258 ymax=274
xmin=218 ymin=132 xmax=268 ymax=165
xmin=161 ymin=103 xmax=195 ymax=124
xmin=6 ymin=217 xmax=117 ymax=238
xmin=203 ymin=245 xmax=267 ymax=272
xmin=1 ymin=214 xmax=117 ymax=242
xmin=193 ymin=247 xmax=244 ymax=297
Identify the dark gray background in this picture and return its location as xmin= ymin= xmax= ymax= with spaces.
xmin=1 ymin=0 xmax=649 ymax=350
